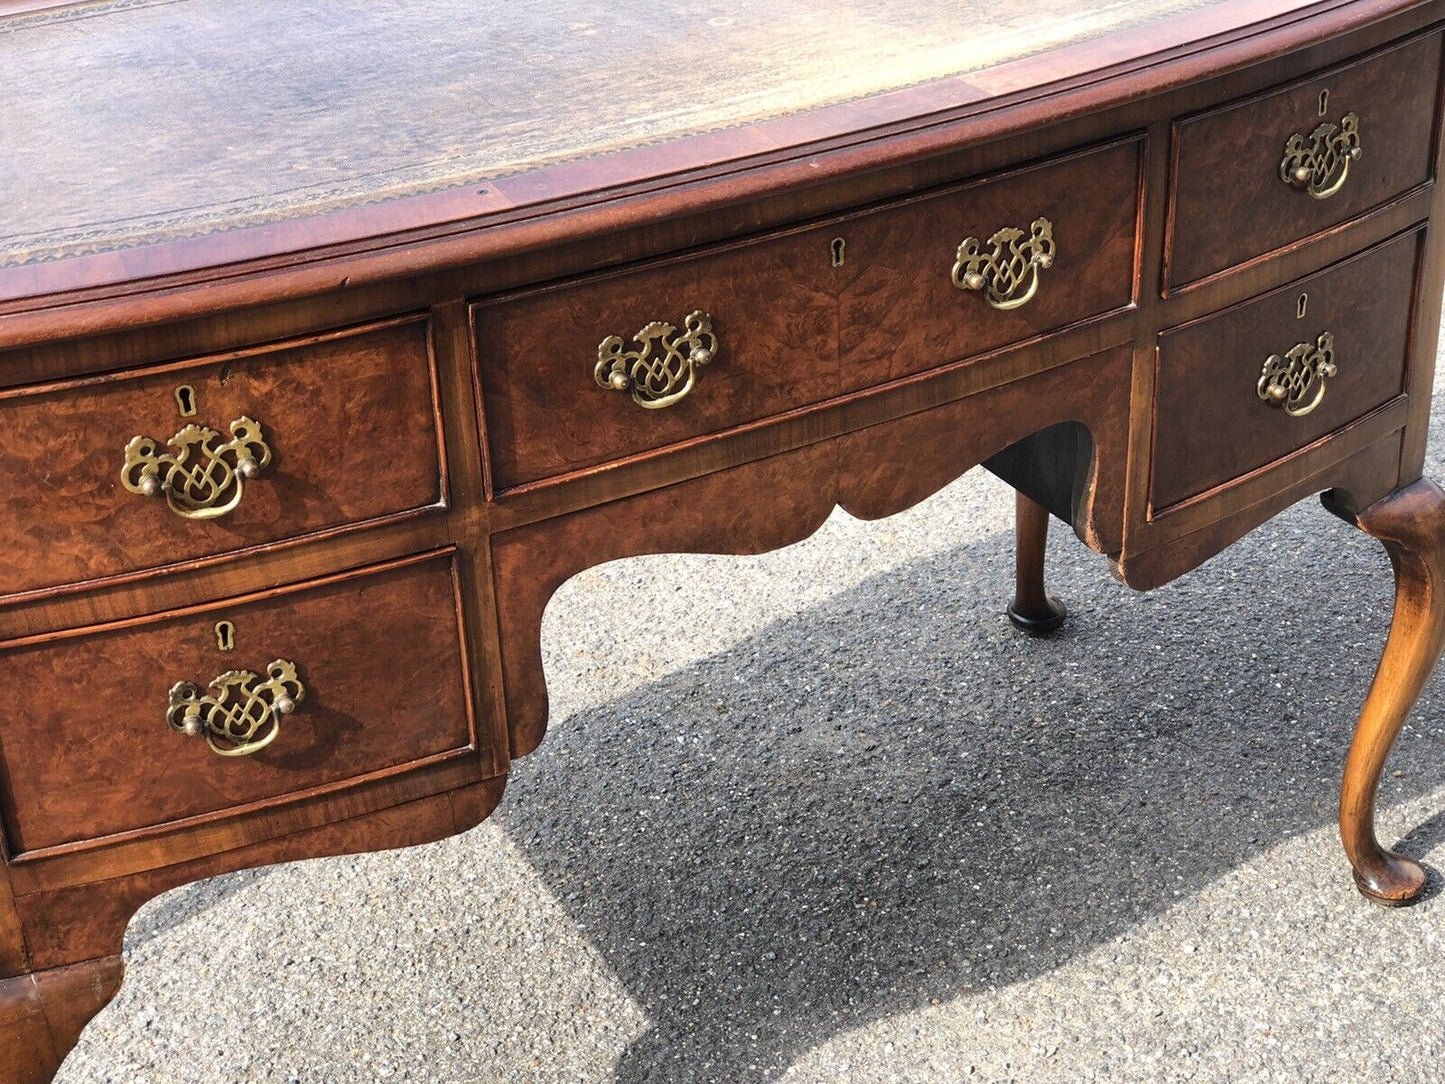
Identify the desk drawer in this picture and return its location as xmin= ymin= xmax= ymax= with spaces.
xmin=836 ymin=137 xmax=1141 ymax=388
xmin=1167 ymin=31 xmax=1441 ymax=289
xmin=1152 ymin=229 xmax=1420 ymax=512
xmin=474 ymin=222 xmax=839 ymax=490
xmin=0 ymin=551 xmax=476 ymax=857
xmin=475 ymin=139 xmax=1140 ymax=491
xmin=0 ymin=317 xmax=445 ymax=599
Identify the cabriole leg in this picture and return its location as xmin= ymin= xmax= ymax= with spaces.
xmin=1007 ymin=490 xmax=1067 ymax=635
xmin=1340 ymin=478 xmax=1445 ymax=905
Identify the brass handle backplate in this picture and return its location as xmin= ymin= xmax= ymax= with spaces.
xmin=1258 ymin=331 xmax=1337 ymax=417
xmin=1279 ymin=112 xmax=1361 ymax=200
xmin=167 ymin=659 xmax=304 ymax=757
xmin=595 ymin=311 xmax=718 ymax=410
xmin=121 ymin=416 xmax=271 ymax=520
xmin=952 ymin=217 xmax=1055 ymax=311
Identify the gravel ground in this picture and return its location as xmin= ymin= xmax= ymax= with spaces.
xmin=57 ymin=370 xmax=1445 ymax=1083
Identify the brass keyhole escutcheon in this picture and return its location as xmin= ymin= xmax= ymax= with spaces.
xmin=830 ymin=237 xmax=846 ymax=267
xmin=175 ymin=385 xmax=197 ymax=417
xmin=215 ymin=620 xmax=236 ymax=652
xmin=1318 ymin=88 xmax=1330 ymax=117
xmin=1297 ymin=292 xmax=1309 ymax=320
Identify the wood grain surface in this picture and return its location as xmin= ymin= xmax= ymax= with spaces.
xmin=1166 ymin=29 xmax=1442 ymax=288
xmin=476 ymin=139 xmax=1140 ymax=490
xmin=1007 ymin=492 xmax=1069 ymax=633
xmin=0 ymin=318 xmax=444 ymax=600
xmin=12 ymin=778 xmax=507 ymax=972
xmin=0 ymin=551 xmax=477 ymax=856
xmin=474 ymin=223 xmax=839 ymax=490
xmin=1328 ymin=478 xmax=1445 ymax=904
xmin=0 ymin=957 xmax=122 ymax=1084
xmin=1153 ymin=228 xmax=1420 ymax=510
xmin=836 ymin=138 xmax=1141 ymax=389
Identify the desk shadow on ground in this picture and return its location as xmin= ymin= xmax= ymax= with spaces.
xmin=497 ymin=490 xmax=1445 ymax=1084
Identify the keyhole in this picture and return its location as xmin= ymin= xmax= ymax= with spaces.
xmin=830 ymin=237 xmax=846 ymax=268
xmin=175 ymin=385 xmax=197 ymax=416
xmin=214 ymin=620 xmax=235 ymax=651
xmin=1318 ymin=88 xmax=1330 ymax=117
xmin=1297 ymin=292 xmax=1309 ymax=320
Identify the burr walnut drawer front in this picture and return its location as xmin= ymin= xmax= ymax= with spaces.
xmin=0 ymin=550 xmax=477 ymax=860
xmin=0 ymin=316 xmax=445 ymax=599
xmin=1152 ymin=228 xmax=1421 ymax=512
xmin=473 ymin=139 xmax=1141 ymax=491
xmin=833 ymin=137 xmax=1141 ymax=389
xmin=1167 ymin=30 xmax=1442 ymax=290
xmin=473 ymin=220 xmax=839 ymax=491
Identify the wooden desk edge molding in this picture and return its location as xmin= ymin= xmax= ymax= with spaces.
xmin=3 ymin=0 xmax=1445 ymax=1078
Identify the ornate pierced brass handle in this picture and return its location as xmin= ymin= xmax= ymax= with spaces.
xmin=166 ymin=660 xmax=303 ymax=757
xmin=121 ymin=417 xmax=271 ymax=519
xmin=1258 ymin=331 xmax=1337 ymax=417
xmin=1280 ymin=112 xmax=1361 ymax=200
xmin=595 ymin=311 xmax=718 ymax=410
xmin=952 ymin=217 xmax=1055 ymax=311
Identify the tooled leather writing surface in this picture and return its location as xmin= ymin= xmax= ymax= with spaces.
xmin=0 ymin=0 xmax=1231 ymax=266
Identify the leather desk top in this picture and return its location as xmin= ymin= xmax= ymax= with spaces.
xmin=0 ymin=0 xmax=1227 ymax=266
xmin=0 ymin=0 xmax=1345 ymax=320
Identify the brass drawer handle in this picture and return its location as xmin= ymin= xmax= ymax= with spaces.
xmin=121 ymin=416 xmax=271 ymax=520
xmin=167 ymin=659 xmax=304 ymax=757
xmin=1280 ymin=112 xmax=1361 ymax=200
xmin=595 ymin=311 xmax=718 ymax=410
xmin=952 ymin=217 xmax=1055 ymax=311
xmin=1258 ymin=331 xmax=1337 ymax=417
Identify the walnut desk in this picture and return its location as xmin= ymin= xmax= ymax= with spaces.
xmin=3 ymin=0 xmax=1445 ymax=1078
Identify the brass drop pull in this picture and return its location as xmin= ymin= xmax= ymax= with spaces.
xmin=121 ymin=417 xmax=271 ymax=520
xmin=595 ymin=310 xmax=718 ymax=410
xmin=1279 ymin=112 xmax=1361 ymax=200
xmin=952 ymin=217 xmax=1055 ymax=311
xmin=1258 ymin=331 xmax=1337 ymax=417
xmin=167 ymin=660 xmax=304 ymax=757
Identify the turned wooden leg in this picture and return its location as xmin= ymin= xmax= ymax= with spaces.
xmin=0 ymin=957 xmax=123 ymax=1084
xmin=1007 ymin=491 xmax=1067 ymax=635
xmin=1339 ymin=478 xmax=1445 ymax=905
